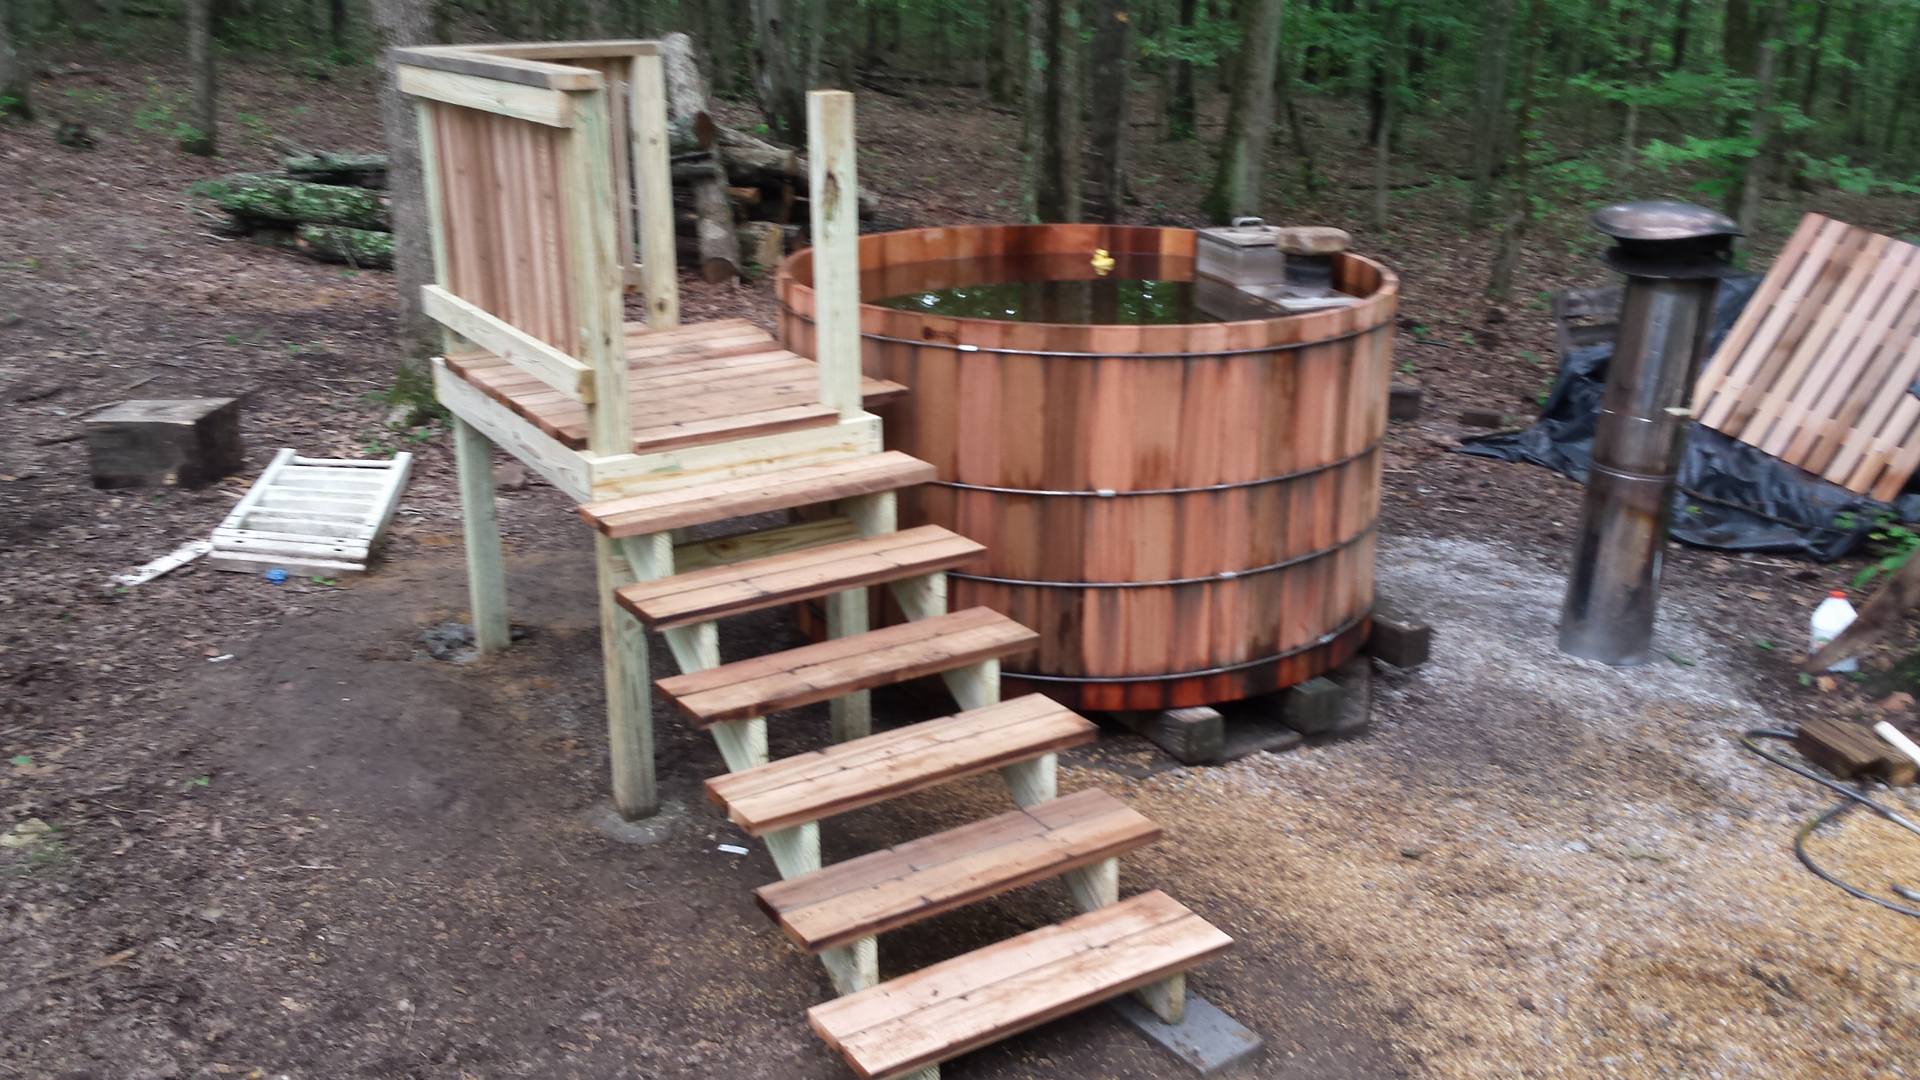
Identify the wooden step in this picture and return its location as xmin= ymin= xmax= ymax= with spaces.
xmin=808 ymin=890 xmax=1233 ymax=1079
xmin=617 ymin=525 xmax=986 ymax=630
xmin=578 ymin=450 xmax=935 ymax=539
xmin=658 ymin=607 xmax=1038 ymax=726
xmin=756 ymin=788 xmax=1160 ymax=952
xmin=705 ymin=694 xmax=1094 ymax=835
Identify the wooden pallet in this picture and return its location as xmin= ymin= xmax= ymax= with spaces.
xmin=1691 ymin=213 xmax=1920 ymax=499
xmin=208 ymin=448 xmax=412 ymax=576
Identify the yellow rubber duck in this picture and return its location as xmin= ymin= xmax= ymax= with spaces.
xmin=1091 ymin=248 xmax=1115 ymax=277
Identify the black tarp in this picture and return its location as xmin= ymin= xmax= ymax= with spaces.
xmin=1457 ymin=274 xmax=1920 ymax=562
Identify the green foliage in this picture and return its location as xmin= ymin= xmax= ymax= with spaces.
xmin=1852 ymin=517 xmax=1920 ymax=589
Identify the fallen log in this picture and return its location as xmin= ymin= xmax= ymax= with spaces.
xmin=283 ymin=152 xmax=388 ymax=189
xmin=195 ymin=174 xmax=391 ymax=231
xmin=659 ymin=32 xmax=739 ymax=283
xmin=295 ymin=224 xmax=394 ymax=269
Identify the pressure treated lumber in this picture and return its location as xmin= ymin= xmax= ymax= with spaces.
xmin=808 ymin=889 xmax=1233 ymax=1079
xmin=618 ymin=525 xmax=983 ymax=629
xmin=704 ymin=693 xmax=1096 ymax=834
xmin=580 ymin=450 xmax=935 ymax=537
xmin=658 ymin=606 xmax=1038 ymax=725
xmin=756 ymin=788 xmax=1160 ymax=952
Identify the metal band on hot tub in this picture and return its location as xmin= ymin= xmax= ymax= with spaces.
xmin=784 ymin=311 xmax=1393 ymax=359
xmin=1000 ymin=612 xmax=1372 ymax=684
xmin=949 ymin=521 xmax=1377 ymax=589
xmin=928 ymin=443 xmax=1380 ymax=498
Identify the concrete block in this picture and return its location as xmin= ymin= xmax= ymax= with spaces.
xmin=1111 ymin=991 xmax=1263 ymax=1074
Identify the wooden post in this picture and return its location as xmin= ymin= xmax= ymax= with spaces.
xmin=806 ymin=90 xmax=862 ymax=418
xmin=563 ymin=85 xmax=632 ymax=456
xmin=630 ymin=52 xmax=680 ymax=329
xmin=452 ymin=416 xmax=511 ymax=653
xmin=827 ymin=491 xmax=896 ymax=743
xmin=598 ymin=533 xmax=656 ymax=819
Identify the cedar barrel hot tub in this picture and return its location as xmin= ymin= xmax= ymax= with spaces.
xmin=777 ymin=224 xmax=1398 ymax=711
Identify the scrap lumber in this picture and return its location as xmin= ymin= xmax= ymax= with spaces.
xmin=1796 ymin=717 xmax=1918 ymax=786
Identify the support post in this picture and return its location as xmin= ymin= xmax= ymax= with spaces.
xmin=826 ymin=491 xmax=897 ymax=743
xmin=562 ymin=84 xmax=632 ymax=456
xmin=597 ymin=533 xmax=655 ymax=818
xmin=806 ymin=90 xmax=862 ymax=418
xmin=451 ymin=416 xmax=511 ymax=653
xmin=630 ymin=52 xmax=679 ymax=329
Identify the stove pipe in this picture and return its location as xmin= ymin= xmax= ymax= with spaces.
xmin=1558 ymin=200 xmax=1740 ymax=665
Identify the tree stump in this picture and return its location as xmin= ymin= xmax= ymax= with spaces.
xmin=84 ymin=398 xmax=243 ymax=488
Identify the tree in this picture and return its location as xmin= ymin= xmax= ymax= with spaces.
xmin=0 ymin=0 xmax=29 ymax=122
xmin=1204 ymin=0 xmax=1283 ymax=222
xmin=1168 ymin=0 xmax=1198 ymax=139
xmin=1022 ymin=0 xmax=1083 ymax=221
xmin=751 ymin=0 xmax=823 ymax=144
xmin=1733 ymin=0 xmax=1786 ymax=238
xmin=1086 ymin=0 xmax=1134 ymax=222
xmin=1371 ymin=0 xmax=1402 ymax=229
xmin=1466 ymin=0 xmax=1516 ymax=230
xmin=1487 ymin=0 xmax=1545 ymax=300
xmin=369 ymin=0 xmax=437 ymax=366
xmin=183 ymin=0 xmax=217 ymax=155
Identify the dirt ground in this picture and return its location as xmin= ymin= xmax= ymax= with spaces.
xmin=5 ymin=44 xmax=1920 ymax=1080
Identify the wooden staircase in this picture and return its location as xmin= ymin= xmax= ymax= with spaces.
xmin=579 ymin=448 xmax=1233 ymax=1079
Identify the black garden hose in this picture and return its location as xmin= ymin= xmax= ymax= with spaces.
xmin=1740 ymin=728 xmax=1920 ymax=920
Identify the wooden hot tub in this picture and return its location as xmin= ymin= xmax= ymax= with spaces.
xmin=777 ymin=224 xmax=1398 ymax=711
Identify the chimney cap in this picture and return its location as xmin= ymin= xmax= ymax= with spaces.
xmin=1590 ymin=200 xmax=1741 ymax=242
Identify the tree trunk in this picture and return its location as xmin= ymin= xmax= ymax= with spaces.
xmin=1168 ymin=0 xmax=1197 ymax=139
xmin=0 ymin=0 xmax=30 ymax=122
xmin=1488 ymin=0 xmax=1545 ymax=300
xmin=1798 ymin=0 xmax=1831 ymax=117
xmin=369 ymin=0 xmax=436 ymax=366
xmin=1835 ymin=0 xmax=1867 ymax=147
xmin=1086 ymin=0 xmax=1133 ymax=222
xmin=199 ymin=175 xmax=393 ymax=230
xmin=1722 ymin=0 xmax=1760 ymax=77
xmin=662 ymin=33 xmax=742 ymax=281
xmin=1733 ymin=0 xmax=1786 ymax=239
xmin=329 ymin=0 xmax=347 ymax=49
xmin=1021 ymin=0 xmax=1083 ymax=221
xmin=1371 ymin=0 xmax=1399 ymax=229
xmin=1882 ymin=11 xmax=1920 ymax=154
xmin=1204 ymin=0 xmax=1283 ymax=222
xmin=183 ymin=0 xmax=217 ymax=155
xmin=1670 ymin=0 xmax=1692 ymax=69
xmin=751 ymin=0 xmax=808 ymax=143
xmin=1467 ymin=0 xmax=1515 ymax=230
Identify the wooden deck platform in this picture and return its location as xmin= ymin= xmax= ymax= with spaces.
xmin=443 ymin=318 xmax=907 ymax=454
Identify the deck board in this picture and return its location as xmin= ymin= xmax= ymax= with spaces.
xmin=442 ymin=319 xmax=908 ymax=454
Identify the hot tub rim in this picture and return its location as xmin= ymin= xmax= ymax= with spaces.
xmin=775 ymin=222 xmax=1400 ymax=353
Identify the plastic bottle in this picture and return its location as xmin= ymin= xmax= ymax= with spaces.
xmin=1810 ymin=590 xmax=1858 ymax=673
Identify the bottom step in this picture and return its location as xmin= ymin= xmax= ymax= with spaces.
xmin=807 ymin=890 xmax=1231 ymax=1079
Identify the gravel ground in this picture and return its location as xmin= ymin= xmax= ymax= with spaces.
xmin=1091 ymin=534 xmax=1920 ymax=1079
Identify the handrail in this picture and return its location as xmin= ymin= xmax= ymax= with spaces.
xmin=391 ymin=45 xmax=604 ymax=90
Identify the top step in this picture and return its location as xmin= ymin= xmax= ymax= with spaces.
xmin=572 ymin=449 xmax=933 ymax=538
xmin=808 ymin=889 xmax=1234 ymax=1079
xmin=577 ymin=451 xmax=935 ymax=538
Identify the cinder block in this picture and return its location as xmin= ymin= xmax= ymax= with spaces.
xmin=1112 ymin=707 xmax=1226 ymax=765
xmin=1329 ymin=655 xmax=1374 ymax=738
xmin=84 ymin=397 xmax=242 ymax=488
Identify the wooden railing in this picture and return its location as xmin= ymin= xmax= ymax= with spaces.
xmin=395 ymin=41 xmax=678 ymax=457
